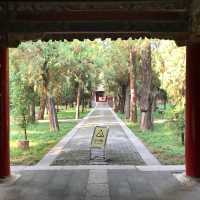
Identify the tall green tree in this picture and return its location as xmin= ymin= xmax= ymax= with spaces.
xmin=17 ymin=41 xmax=63 ymax=131
xmin=128 ymin=45 xmax=138 ymax=122
xmin=103 ymin=39 xmax=129 ymax=112
xmin=139 ymin=39 xmax=154 ymax=130
xmin=59 ymin=39 xmax=102 ymax=119
xmin=10 ymin=65 xmax=33 ymax=141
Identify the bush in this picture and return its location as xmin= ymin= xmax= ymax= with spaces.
xmin=11 ymin=71 xmax=32 ymax=141
xmin=164 ymin=105 xmax=185 ymax=145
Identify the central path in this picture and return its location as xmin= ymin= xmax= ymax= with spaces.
xmin=52 ymin=103 xmax=146 ymax=166
xmin=3 ymin=104 xmax=190 ymax=200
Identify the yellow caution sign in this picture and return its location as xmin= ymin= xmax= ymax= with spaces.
xmin=91 ymin=126 xmax=109 ymax=148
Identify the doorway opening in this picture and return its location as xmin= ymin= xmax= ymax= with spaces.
xmin=9 ymin=38 xmax=185 ymax=167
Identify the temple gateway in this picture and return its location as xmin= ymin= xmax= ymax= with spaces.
xmin=1 ymin=0 xmax=200 ymax=178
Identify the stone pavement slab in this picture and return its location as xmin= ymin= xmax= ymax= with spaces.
xmin=108 ymin=169 xmax=200 ymax=200
xmin=0 ymin=170 xmax=89 ymax=200
xmin=86 ymin=169 xmax=110 ymax=200
xmin=4 ymin=103 xmax=193 ymax=199
xmin=52 ymin=104 xmax=147 ymax=166
xmin=1 ymin=169 xmax=200 ymax=200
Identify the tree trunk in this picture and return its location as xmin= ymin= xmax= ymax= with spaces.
xmin=37 ymin=94 xmax=47 ymax=120
xmin=124 ymin=86 xmax=130 ymax=119
xmin=152 ymin=89 xmax=158 ymax=112
xmin=140 ymin=110 xmax=153 ymax=130
xmin=181 ymin=131 xmax=185 ymax=145
xmin=41 ymin=60 xmax=59 ymax=132
xmin=119 ymin=85 xmax=126 ymax=113
xmin=152 ymin=98 xmax=157 ymax=112
xmin=163 ymin=100 xmax=167 ymax=110
xmin=82 ymin=97 xmax=85 ymax=113
xmin=139 ymin=39 xmax=153 ymax=131
xmin=45 ymin=103 xmax=48 ymax=115
xmin=30 ymin=100 xmax=36 ymax=123
xmin=129 ymin=47 xmax=138 ymax=122
xmin=56 ymin=104 xmax=59 ymax=112
xmin=118 ymin=95 xmax=123 ymax=113
xmin=23 ymin=115 xmax=28 ymax=141
xmin=75 ymin=82 xmax=81 ymax=119
xmin=38 ymin=61 xmax=49 ymax=120
xmin=29 ymin=85 xmax=36 ymax=122
xmin=81 ymin=86 xmax=85 ymax=113
xmin=89 ymin=98 xmax=92 ymax=108
xmin=113 ymin=96 xmax=119 ymax=112
xmin=48 ymin=96 xmax=59 ymax=132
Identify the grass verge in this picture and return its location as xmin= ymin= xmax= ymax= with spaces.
xmin=117 ymin=112 xmax=185 ymax=165
xmin=10 ymin=108 xmax=90 ymax=165
xmin=57 ymin=107 xmax=90 ymax=120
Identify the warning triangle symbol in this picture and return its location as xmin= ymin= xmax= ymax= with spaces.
xmin=96 ymin=129 xmax=104 ymax=137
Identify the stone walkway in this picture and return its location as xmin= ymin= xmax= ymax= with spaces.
xmin=51 ymin=103 xmax=151 ymax=166
xmin=1 ymin=103 xmax=196 ymax=200
xmin=1 ymin=168 xmax=199 ymax=200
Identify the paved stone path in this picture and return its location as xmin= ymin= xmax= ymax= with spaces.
xmin=1 ymin=103 xmax=193 ymax=200
xmin=1 ymin=168 xmax=200 ymax=200
xmin=52 ymin=103 xmax=145 ymax=165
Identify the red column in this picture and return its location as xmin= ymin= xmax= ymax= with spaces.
xmin=186 ymin=43 xmax=200 ymax=177
xmin=0 ymin=48 xmax=10 ymax=178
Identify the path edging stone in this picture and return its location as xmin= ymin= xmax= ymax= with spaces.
xmin=110 ymin=108 xmax=161 ymax=165
xmin=11 ymin=165 xmax=185 ymax=172
xmin=36 ymin=108 xmax=95 ymax=166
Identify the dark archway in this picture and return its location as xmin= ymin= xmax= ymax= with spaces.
xmin=1 ymin=0 xmax=200 ymax=178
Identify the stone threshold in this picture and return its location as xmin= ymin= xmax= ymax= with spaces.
xmin=11 ymin=165 xmax=185 ymax=172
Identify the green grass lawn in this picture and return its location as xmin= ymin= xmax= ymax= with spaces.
xmin=118 ymin=112 xmax=185 ymax=165
xmin=56 ymin=107 xmax=90 ymax=120
xmin=10 ymin=107 xmax=91 ymax=165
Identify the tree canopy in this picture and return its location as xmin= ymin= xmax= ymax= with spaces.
xmin=10 ymin=38 xmax=186 ymax=134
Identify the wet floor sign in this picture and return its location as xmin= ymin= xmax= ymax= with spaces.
xmin=90 ymin=126 xmax=109 ymax=160
xmin=91 ymin=126 xmax=109 ymax=148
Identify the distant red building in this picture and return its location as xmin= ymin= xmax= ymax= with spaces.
xmin=96 ymin=91 xmax=107 ymax=102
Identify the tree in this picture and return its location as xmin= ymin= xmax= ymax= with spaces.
xmin=139 ymin=39 xmax=154 ymax=130
xmin=103 ymin=39 xmax=130 ymax=112
xmin=124 ymin=86 xmax=130 ymax=119
xmin=60 ymin=39 xmax=102 ymax=119
xmin=129 ymin=46 xmax=138 ymax=122
xmin=18 ymin=41 xmax=62 ymax=131
xmin=10 ymin=69 xmax=32 ymax=148
xmin=151 ymin=40 xmax=185 ymax=108
xmin=151 ymin=40 xmax=186 ymax=143
xmin=9 ymin=48 xmax=37 ymax=123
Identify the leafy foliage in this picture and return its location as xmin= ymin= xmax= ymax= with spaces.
xmin=10 ymin=69 xmax=33 ymax=140
xmin=9 ymin=38 xmax=186 ymax=152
